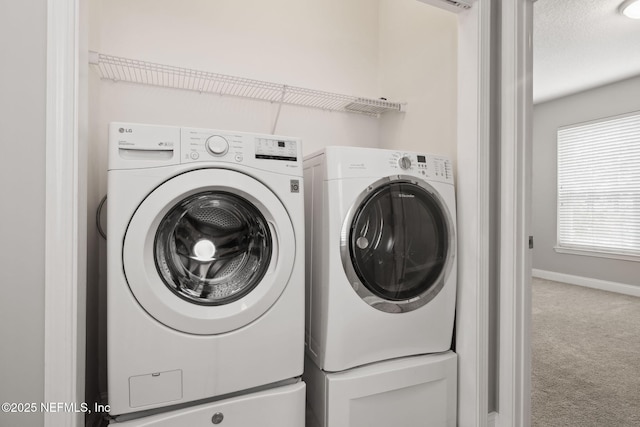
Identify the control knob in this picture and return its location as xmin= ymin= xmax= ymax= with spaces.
xmin=398 ymin=156 xmax=412 ymax=170
xmin=206 ymin=135 xmax=229 ymax=156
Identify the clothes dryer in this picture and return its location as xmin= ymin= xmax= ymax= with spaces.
xmin=303 ymin=146 xmax=457 ymax=372
xmin=107 ymin=123 xmax=304 ymax=417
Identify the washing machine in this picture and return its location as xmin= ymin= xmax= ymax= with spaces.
xmin=303 ymin=146 xmax=457 ymax=372
xmin=107 ymin=122 xmax=304 ymax=419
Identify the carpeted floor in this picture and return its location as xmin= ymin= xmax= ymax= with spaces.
xmin=532 ymin=278 xmax=640 ymax=426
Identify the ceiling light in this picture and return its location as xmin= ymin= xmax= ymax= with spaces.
xmin=620 ymin=0 xmax=640 ymax=19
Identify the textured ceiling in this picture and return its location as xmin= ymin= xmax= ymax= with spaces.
xmin=534 ymin=0 xmax=640 ymax=103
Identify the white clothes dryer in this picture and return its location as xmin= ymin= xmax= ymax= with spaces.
xmin=107 ymin=123 xmax=304 ymax=417
xmin=303 ymin=146 xmax=457 ymax=372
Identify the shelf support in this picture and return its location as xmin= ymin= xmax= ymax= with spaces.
xmin=272 ymin=85 xmax=288 ymax=134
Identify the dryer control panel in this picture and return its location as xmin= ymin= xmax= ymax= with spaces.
xmin=317 ymin=146 xmax=454 ymax=184
xmin=388 ymin=151 xmax=453 ymax=182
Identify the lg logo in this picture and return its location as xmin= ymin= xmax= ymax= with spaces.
xmin=119 ymin=128 xmax=133 ymax=133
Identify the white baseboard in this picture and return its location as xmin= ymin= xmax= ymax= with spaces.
xmin=532 ymin=269 xmax=640 ymax=297
xmin=488 ymin=411 xmax=498 ymax=427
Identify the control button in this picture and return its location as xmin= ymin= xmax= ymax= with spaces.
xmin=235 ymin=154 xmax=243 ymax=162
xmin=398 ymin=156 xmax=412 ymax=170
xmin=206 ymin=135 xmax=229 ymax=156
xmin=190 ymin=152 xmax=200 ymax=160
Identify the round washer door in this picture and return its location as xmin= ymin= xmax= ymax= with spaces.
xmin=340 ymin=175 xmax=456 ymax=313
xmin=123 ymin=168 xmax=295 ymax=335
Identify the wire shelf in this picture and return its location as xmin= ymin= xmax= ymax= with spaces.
xmin=89 ymin=51 xmax=405 ymax=117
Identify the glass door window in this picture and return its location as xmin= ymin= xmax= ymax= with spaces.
xmin=343 ymin=179 xmax=454 ymax=312
xmin=154 ymin=191 xmax=272 ymax=305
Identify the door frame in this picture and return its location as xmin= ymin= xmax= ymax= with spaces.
xmin=44 ymin=0 xmax=86 ymax=426
xmin=456 ymin=0 xmax=533 ymax=425
xmin=497 ymin=0 xmax=533 ymax=425
xmin=455 ymin=0 xmax=491 ymax=424
xmin=44 ymin=0 xmax=533 ymax=426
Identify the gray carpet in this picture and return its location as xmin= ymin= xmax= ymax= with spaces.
xmin=532 ymin=278 xmax=640 ymax=426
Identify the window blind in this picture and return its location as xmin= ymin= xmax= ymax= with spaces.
xmin=557 ymin=111 xmax=640 ymax=258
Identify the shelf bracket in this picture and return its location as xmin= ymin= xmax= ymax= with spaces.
xmin=272 ymin=85 xmax=288 ymax=134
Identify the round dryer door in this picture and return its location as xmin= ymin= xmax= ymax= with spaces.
xmin=341 ymin=176 xmax=455 ymax=313
xmin=123 ymin=168 xmax=295 ymax=335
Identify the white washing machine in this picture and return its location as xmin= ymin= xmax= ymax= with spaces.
xmin=107 ymin=123 xmax=304 ymax=419
xmin=304 ymin=352 xmax=457 ymax=427
xmin=303 ymin=146 xmax=457 ymax=372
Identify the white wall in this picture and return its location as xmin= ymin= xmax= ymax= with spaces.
xmin=0 ymin=1 xmax=46 ymax=426
xmin=89 ymin=0 xmax=458 ymax=157
xmin=532 ymin=74 xmax=640 ymax=286
xmin=378 ymin=0 xmax=458 ymax=164
xmin=91 ymin=0 xmax=383 ymax=154
xmin=85 ymin=0 xmax=105 ymax=411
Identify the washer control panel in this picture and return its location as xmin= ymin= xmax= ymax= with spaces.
xmin=109 ymin=122 xmax=302 ymax=172
xmin=255 ymin=138 xmax=298 ymax=161
xmin=180 ymin=127 xmax=302 ymax=173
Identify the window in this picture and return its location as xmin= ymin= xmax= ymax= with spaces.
xmin=556 ymin=111 xmax=640 ymax=259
